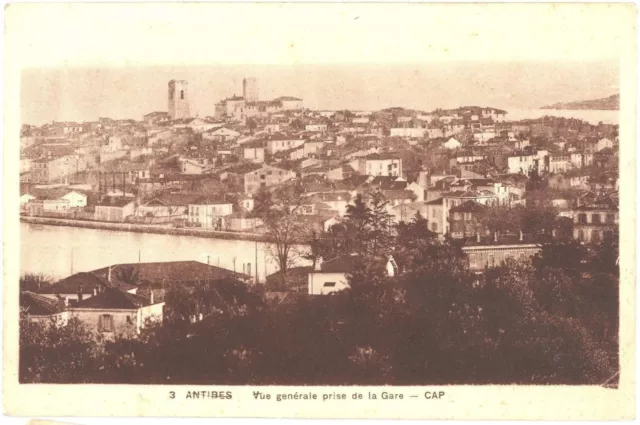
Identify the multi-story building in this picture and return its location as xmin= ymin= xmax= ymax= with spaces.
xmin=365 ymin=154 xmax=402 ymax=177
xmin=572 ymin=201 xmax=619 ymax=243
xmin=425 ymin=197 xmax=445 ymax=236
xmin=243 ymin=165 xmax=296 ymax=195
xmin=187 ymin=198 xmax=234 ymax=229
xmin=449 ymin=200 xmax=488 ymax=239
xmin=30 ymin=154 xmax=87 ymax=183
xmin=549 ymin=155 xmax=571 ymax=174
xmin=463 ymin=243 xmax=540 ymax=272
xmin=570 ymin=152 xmax=594 ymax=169
xmin=243 ymin=141 xmax=266 ymax=163
xmin=143 ymin=111 xmax=170 ymax=126
xmin=507 ymin=150 xmax=549 ymax=176
xmin=265 ymin=133 xmax=305 ymax=154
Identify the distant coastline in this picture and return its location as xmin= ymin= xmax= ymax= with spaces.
xmin=540 ymin=94 xmax=619 ymax=111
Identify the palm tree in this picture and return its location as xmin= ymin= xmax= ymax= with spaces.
xmin=115 ymin=266 xmax=140 ymax=286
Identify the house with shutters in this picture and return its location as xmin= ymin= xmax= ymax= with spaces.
xmin=571 ymin=199 xmax=619 ymax=243
xmin=187 ymin=196 xmax=234 ymax=229
xmin=67 ymin=287 xmax=164 ymax=337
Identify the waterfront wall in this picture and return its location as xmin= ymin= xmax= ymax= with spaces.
xmin=20 ymin=215 xmax=276 ymax=243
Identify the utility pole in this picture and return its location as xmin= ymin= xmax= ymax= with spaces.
xmin=255 ymin=240 xmax=258 ymax=283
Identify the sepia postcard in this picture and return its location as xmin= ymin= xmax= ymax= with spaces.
xmin=3 ymin=2 xmax=637 ymax=420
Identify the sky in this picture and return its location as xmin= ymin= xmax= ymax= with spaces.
xmin=21 ymin=62 xmax=619 ymax=125
xmin=8 ymin=3 xmax=630 ymax=125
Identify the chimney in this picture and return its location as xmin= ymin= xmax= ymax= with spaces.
xmin=64 ymin=297 xmax=69 ymax=307
xmin=494 ymin=231 xmax=498 ymax=243
xmin=315 ymin=256 xmax=323 ymax=271
xmin=519 ymin=230 xmax=524 ymax=241
xmin=476 ymin=232 xmax=481 ymax=243
xmin=149 ymin=290 xmax=154 ymax=305
xmin=108 ymin=266 xmax=112 ymax=282
xmin=93 ymin=287 xmax=98 ymax=296
xmin=78 ymin=286 xmax=83 ymax=302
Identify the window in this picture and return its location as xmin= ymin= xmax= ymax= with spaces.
xmin=606 ymin=214 xmax=616 ymax=224
xmin=578 ymin=229 xmax=585 ymax=241
xmin=578 ymin=213 xmax=587 ymax=224
xmin=453 ymin=212 xmax=462 ymax=220
xmin=98 ymin=314 xmax=114 ymax=332
xmin=488 ymin=253 xmax=495 ymax=266
xmin=431 ymin=223 xmax=438 ymax=232
xmin=126 ymin=315 xmax=133 ymax=325
xmin=592 ymin=214 xmax=601 ymax=224
xmin=519 ymin=252 xmax=526 ymax=260
xmin=323 ymin=282 xmax=336 ymax=288
xmin=591 ymin=230 xmax=600 ymax=242
xmin=260 ymin=174 xmax=266 ymax=180
xmin=180 ymin=90 xmax=184 ymax=100
xmin=464 ymin=212 xmax=472 ymax=221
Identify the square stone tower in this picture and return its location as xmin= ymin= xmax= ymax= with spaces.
xmin=168 ymin=80 xmax=190 ymax=120
xmin=242 ymin=77 xmax=258 ymax=103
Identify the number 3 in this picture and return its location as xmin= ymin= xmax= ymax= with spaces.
xmin=169 ymin=391 xmax=175 ymax=399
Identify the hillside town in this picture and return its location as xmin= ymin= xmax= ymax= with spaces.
xmin=20 ymin=78 xmax=620 ymax=385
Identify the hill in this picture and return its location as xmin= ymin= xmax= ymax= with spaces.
xmin=541 ymin=94 xmax=619 ymax=111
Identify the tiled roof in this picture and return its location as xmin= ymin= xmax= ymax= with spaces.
xmin=319 ymin=254 xmax=393 ymax=274
xmin=382 ymin=189 xmax=415 ymax=200
xmin=450 ymin=200 xmax=487 ymax=213
xmin=37 ymin=272 xmax=134 ymax=295
xmin=91 ymin=261 xmax=250 ymax=286
xmin=306 ymin=191 xmax=352 ymax=203
xmin=266 ymin=266 xmax=312 ymax=287
xmin=20 ymin=291 xmax=65 ymax=315
xmin=425 ymin=197 xmax=444 ymax=205
xmin=96 ymin=197 xmax=135 ymax=208
xmin=273 ymin=96 xmax=302 ymax=101
xmin=143 ymin=193 xmax=203 ymax=207
xmin=223 ymin=163 xmax=263 ymax=175
xmin=73 ymin=287 xmax=154 ymax=309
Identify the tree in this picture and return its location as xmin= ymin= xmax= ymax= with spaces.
xmin=115 ymin=265 xmax=140 ymax=286
xmin=394 ymin=211 xmax=438 ymax=272
xmin=20 ymin=274 xmax=54 ymax=292
xmin=335 ymin=193 xmax=372 ymax=257
xmin=366 ymin=192 xmax=395 ymax=257
xmin=20 ymin=315 xmax=100 ymax=383
xmin=254 ymin=183 xmax=308 ymax=289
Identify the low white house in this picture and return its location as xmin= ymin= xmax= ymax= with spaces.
xmin=307 ymin=254 xmax=398 ymax=295
xmin=60 ymin=190 xmax=87 ymax=208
